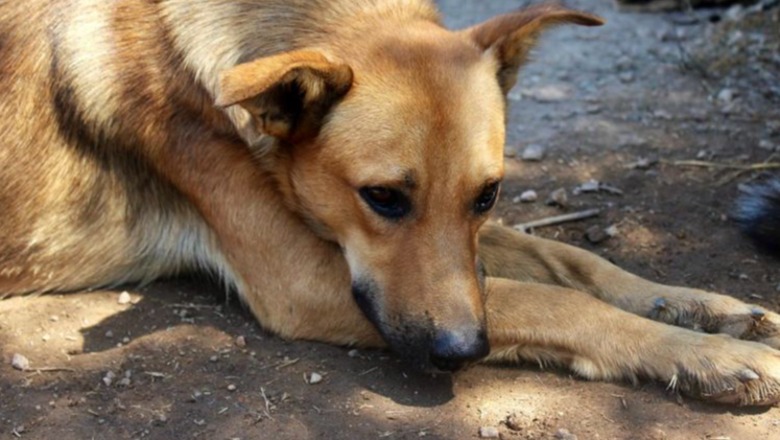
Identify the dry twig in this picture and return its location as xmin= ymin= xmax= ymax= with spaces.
xmin=513 ymin=208 xmax=601 ymax=232
xmin=661 ymin=159 xmax=780 ymax=171
xmin=661 ymin=159 xmax=780 ymax=185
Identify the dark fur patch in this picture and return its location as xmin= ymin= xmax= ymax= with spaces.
xmin=352 ymin=277 xmax=436 ymax=370
xmin=351 ymin=277 xmax=387 ymax=334
xmin=734 ymin=176 xmax=780 ymax=255
xmin=47 ymin=35 xmax=192 ymax=232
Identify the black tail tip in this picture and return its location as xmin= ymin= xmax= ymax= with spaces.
xmin=733 ymin=176 xmax=780 ymax=255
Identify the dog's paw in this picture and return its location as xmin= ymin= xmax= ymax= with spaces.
xmin=663 ymin=334 xmax=780 ymax=406
xmin=647 ymin=292 xmax=780 ymax=349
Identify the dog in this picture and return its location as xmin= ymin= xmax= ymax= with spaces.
xmin=2 ymin=0 xmax=779 ymax=406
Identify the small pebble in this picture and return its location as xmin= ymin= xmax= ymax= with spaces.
xmin=619 ymin=71 xmax=635 ymax=83
xmin=505 ymin=414 xmax=523 ymax=431
xmin=105 ymin=330 xmax=114 ymax=339
xmin=650 ymin=427 xmax=667 ymax=440
xmin=11 ymin=353 xmax=30 ymax=371
xmin=347 ymin=349 xmax=360 ymax=358
xmin=528 ymin=84 xmax=569 ymax=102
xmin=547 ymin=188 xmax=568 ymax=208
xmin=209 ymin=355 xmax=219 ymax=363
xmin=519 ymin=190 xmax=538 ymax=203
xmin=605 ymin=225 xmax=619 ymax=237
xmin=575 ymin=179 xmax=600 ymax=194
xmin=653 ymin=109 xmax=672 ymax=120
xmin=103 ymin=371 xmax=116 ymax=387
xmin=227 ymin=384 xmax=237 ymax=392
xmin=555 ymin=428 xmax=578 ymax=440
xmin=586 ymin=225 xmax=610 ymax=244
xmin=118 ymin=291 xmax=132 ymax=305
xmin=758 ymin=139 xmax=776 ymax=151
xmin=308 ymin=372 xmax=323 ymax=385
xmin=235 ymin=336 xmax=247 ymax=348
xmin=479 ymin=426 xmax=500 ymax=438
xmin=521 ymin=144 xmax=546 ymax=161
xmin=717 ymin=88 xmax=735 ymax=104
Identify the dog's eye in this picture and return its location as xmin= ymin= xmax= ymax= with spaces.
xmin=359 ymin=187 xmax=411 ymax=220
xmin=474 ymin=182 xmax=500 ymax=215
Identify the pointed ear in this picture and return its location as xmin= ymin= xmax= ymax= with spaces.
xmin=216 ymin=50 xmax=353 ymax=143
xmin=463 ymin=4 xmax=604 ymax=94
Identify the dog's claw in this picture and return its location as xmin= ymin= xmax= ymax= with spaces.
xmin=737 ymin=369 xmax=760 ymax=382
xmin=653 ymin=297 xmax=667 ymax=311
xmin=751 ymin=308 xmax=766 ymax=321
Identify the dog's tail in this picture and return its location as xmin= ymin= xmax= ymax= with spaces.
xmin=734 ymin=175 xmax=780 ymax=254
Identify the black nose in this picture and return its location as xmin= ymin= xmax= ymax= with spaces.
xmin=429 ymin=327 xmax=490 ymax=372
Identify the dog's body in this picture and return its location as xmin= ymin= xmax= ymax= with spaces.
xmin=2 ymin=0 xmax=780 ymax=406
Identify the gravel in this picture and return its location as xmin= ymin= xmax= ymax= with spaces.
xmin=518 ymin=190 xmax=538 ymax=203
xmin=521 ymin=144 xmax=546 ymax=161
xmin=11 ymin=353 xmax=30 ymax=371
xmin=308 ymin=372 xmax=323 ymax=384
xmin=479 ymin=426 xmax=500 ymax=438
xmin=118 ymin=291 xmax=132 ymax=305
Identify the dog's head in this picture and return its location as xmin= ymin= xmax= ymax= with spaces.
xmin=216 ymin=4 xmax=603 ymax=371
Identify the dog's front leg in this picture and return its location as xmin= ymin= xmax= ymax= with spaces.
xmin=478 ymin=223 xmax=780 ymax=348
xmin=163 ymin=138 xmax=383 ymax=348
xmin=483 ymin=277 xmax=780 ymax=406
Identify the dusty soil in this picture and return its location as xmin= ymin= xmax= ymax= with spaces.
xmin=2 ymin=1 xmax=779 ymax=439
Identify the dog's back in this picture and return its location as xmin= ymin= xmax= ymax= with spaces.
xmin=735 ymin=176 xmax=780 ymax=254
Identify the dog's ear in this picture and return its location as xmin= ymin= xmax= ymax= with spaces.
xmin=464 ymin=4 xmax=604 ymax=94
xmin=216 ymin=50 xmax=353 ymax=143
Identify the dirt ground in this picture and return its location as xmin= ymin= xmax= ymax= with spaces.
xmin=2 ymin=1 xmax=780 ymax=439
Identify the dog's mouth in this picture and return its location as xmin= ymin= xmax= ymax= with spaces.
xmin=351 ymin=279 xmax=490 ymax=372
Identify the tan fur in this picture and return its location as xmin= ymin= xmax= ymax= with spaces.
xmin=1 ymin=0 xmax=779 ymax=406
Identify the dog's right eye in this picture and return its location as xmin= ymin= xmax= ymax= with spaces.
xmin=359 ymin=187 xmax=411 ymax=220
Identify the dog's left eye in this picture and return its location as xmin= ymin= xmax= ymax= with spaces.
xmin=474 ymin=182 xmax=500 ymax=215
xmin=360 ymin=187 xmax=411 ymax=220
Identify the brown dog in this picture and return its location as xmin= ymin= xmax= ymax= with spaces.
xmin=1 ymin=0 xmax=779 ymax=406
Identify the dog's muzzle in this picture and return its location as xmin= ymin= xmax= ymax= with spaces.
xmin=352 ymin=278 xmax=490 ymax=372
